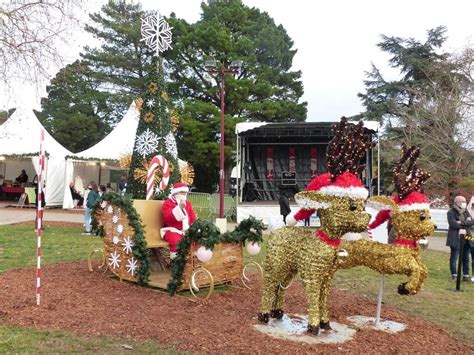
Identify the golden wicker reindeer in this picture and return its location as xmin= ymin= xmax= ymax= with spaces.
xmin=258 ymin=118 xmax=372 ymax=335
xmin=339 ymin=144 xmax=435 ymax=295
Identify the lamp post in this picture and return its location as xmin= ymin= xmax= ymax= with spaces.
xmin=205 ymin=60 xmax=241 ymax=218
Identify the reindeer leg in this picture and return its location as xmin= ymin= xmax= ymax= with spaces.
xmin=300 ymin=277 xmax=323 ymax=335
xmin=318 ymin=270 xmax=336 ymax=330
xmin=270 ymin=272 xmax=295 ymax=319
xmin=398 ymin=255 xmax=427 ymax=295
xmin=258 ymin=273 xmax=281 ymax=323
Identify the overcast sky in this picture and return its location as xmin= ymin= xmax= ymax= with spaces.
xmin=1 ymin=0 xmax=472 ymax=121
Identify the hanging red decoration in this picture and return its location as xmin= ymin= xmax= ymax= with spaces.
xmin=289 ymin=147 xmax=296 ymax=173
xmin=310 ymin=146 xmax=318 ymax=178
xmin=266 ymin=146 xmax=274 ymax=180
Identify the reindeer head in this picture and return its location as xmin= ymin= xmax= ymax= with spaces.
xmin=368 ymin=144 xmax=435 ymax=243
xmin=295 ymin=118 xmax=372 ymax=239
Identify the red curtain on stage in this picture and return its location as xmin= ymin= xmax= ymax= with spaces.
xmin=266 ymin=146 xmax=274 ymax=180
xmin=310 ymin=146 xmax=318 ymax=178
xmin=289 ymin=147 xmax=296 ymax=173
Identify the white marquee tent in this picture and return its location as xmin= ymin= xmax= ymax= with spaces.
xmin=62 ymin=102 xmax=141 ymax=208
xmin=0 ymin=108 xmax=73 ymax=206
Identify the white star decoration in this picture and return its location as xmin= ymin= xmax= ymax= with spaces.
xmin=126 ymin=257 xmax=138 ymax=275
xmin=140 ymin=13 xmax=173 ymax=56
xmin=117 ymin=224 xmax=124 ymax=234
xmin=112 ymin=215 xmax=119 ymax=224
xmin=113 ymin=236 xmax=120 ymax=245
xmin=146 ymin=98 xmax=155 ymax=108
xmin=135 ymin=129 xmax=160 ymax=157
xmin=100 ymin=201 xmax=107 ymax=209
xmin=108 ymin=251 xmax=121 ymax=269
xmin=122 ymin=236 xmax=134 ymax=254
xmin=107 ymin=205 xmax=113 ymax=214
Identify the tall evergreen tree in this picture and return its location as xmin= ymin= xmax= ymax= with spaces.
xmin=37 ymin=60 xmax=114 ymax=153
xmin=165 ymin=0 xmax=307 ymax=191
xmin=82 ymin=0 xmax=153 ymax=122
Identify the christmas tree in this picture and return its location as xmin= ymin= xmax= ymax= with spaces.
xmin=128 ymin=13 xmax=180 ymax=199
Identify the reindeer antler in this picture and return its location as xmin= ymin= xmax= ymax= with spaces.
xmin=326 ymin=117 xmax=373 ymax=181
xmin=393 ymin=143 xmax=431 ymax=200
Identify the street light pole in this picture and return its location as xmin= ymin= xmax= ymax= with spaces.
xmin=206 ymin=60 xmax=241 ymax=218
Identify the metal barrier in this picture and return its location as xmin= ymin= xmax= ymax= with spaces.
xmin=187 ymin=192 xmax=236 ymax=221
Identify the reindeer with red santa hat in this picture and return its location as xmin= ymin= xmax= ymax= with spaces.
xmin=338 ymin=144 xmax=435 ymax=295
xmin=258 ymin=118 xmax=372 ymax=335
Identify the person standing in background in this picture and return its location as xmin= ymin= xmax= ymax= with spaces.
xmin=83 ymin=182 xmax=100 ymax=235
xmin=446 ymin=195 xmax=474 ymax=281
xmin=278 ymin=189 xmax=291 ymax=225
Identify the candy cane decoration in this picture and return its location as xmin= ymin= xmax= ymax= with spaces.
xmin=146 ymin=155 xmax=170 ymax=200
xmin=36 ymin=129 xmax=46 ymax=306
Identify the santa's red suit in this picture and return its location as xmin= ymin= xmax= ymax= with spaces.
xmin=160 ymin=183 xmax=197 ymax=256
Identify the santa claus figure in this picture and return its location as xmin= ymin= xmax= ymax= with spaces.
xmin=160 ymin=182 xmax=197 ymax=258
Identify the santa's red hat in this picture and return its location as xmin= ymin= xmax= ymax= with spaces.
xmin=393 ymin=191 xmax=430 ymax=212
xmin=170 ymin=182 xmax=189 ymax=195
xmin=295 ymin=171 xmax=368 ymax=209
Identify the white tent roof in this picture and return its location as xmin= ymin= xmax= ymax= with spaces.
xmin=0 ymin=108 xmax=73 ymax=157
xmin=74 ymin=102 xmax=139 ymax=160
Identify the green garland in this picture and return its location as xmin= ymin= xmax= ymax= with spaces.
xmin=167 ymin=216 xmax=265 ymax=295
xmin=65 ymin=154 xmax=119 ymax=163
xmin=92 ymin=192 xmax=150 ymax=285
xmin=0 ymin=152 xmax=50 ymax=158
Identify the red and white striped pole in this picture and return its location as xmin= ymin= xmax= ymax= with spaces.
xmin=36 ymin=129 xmax=46 ymax=305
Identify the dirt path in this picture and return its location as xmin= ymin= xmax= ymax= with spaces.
xmin=0 ymin=262 xmax=470 ymax=353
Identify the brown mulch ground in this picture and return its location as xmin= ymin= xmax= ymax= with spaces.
xmin=0 ymin=262 xmax=471 ymax=353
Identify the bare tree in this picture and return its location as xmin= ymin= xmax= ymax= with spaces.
xmin=0 ymin=0 xmax=85 ymax=85
xmin=396 ymin=48 xmax=474 ymax=197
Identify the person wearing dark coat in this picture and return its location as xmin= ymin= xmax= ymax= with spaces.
xmin=279 ymin=190 xmax=291 ymax=225
xmin=15 ymin=169 xmax=28 ymax=184
xmin=446 ymin=195 xmax=474 ymax=281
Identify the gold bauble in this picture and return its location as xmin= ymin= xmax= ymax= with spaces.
xmin=149 ymin=82 xmax=159 ymax=94
xmin=169 ymin=108 xmax=180 ymax=132
xmin=144 ymin=112 xmax=155 ymax=123
xmin=161 ymin=91 xmax=169 ymax=102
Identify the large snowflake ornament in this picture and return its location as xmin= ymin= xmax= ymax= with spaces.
xmin=126 ymin=257 xmax=138 ymax=275
xmin=164 ymin=132 xmax=178 ymax=159
xmin=146 ymin=98 xmax=155 ymax=108
xmin=135 ymin=129 xmax=160 ymax=157
xmin=122 ymin=236 xmax=134 ymax=254
xmin=141 ymin=13 xmax=173 ymax=56
xmin=108 ymin=251 xmax=121 ymax=269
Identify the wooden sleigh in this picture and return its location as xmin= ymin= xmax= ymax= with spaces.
xmin=88 ymin=197 xmax=262 ymax=298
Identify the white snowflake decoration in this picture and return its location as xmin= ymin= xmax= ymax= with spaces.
xmin=108 ymin=251 xmax=121 ymax=269
xmin=141 ymin=13 xmax=173 ymax=56
xmin=164 ymin=132 xmax=178 ymax=159
xmin=112 ymin=215 xmax=119 ymax=224
xmin=117 ymin=224 xmax=124 ymax=234
xmin=107 ymin=205 xmax=113 ymax=214
xmin=122 ymin=236 xmax=134 ymax=254
xmin=146 ymin=98 xmax=155 ymax=108
xmin=135 ymin=129 xmax=160 ymax=157
xmin=126 ymin=257 xmax=138 ymax=275
xmin=113 ymin=236 xmax=120 ymax=245
xmin=100 ymin=201 xmax=107 ymax=209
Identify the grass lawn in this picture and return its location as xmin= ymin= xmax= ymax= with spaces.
xmin=1 ymin=224 xmax=473 ymax=350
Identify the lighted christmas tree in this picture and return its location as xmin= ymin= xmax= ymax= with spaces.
xmin=128 ymin=13 xmax=180 ymax=199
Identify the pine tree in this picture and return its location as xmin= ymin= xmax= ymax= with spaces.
xmin=128 ymin=57 xmax=180 ymax=199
